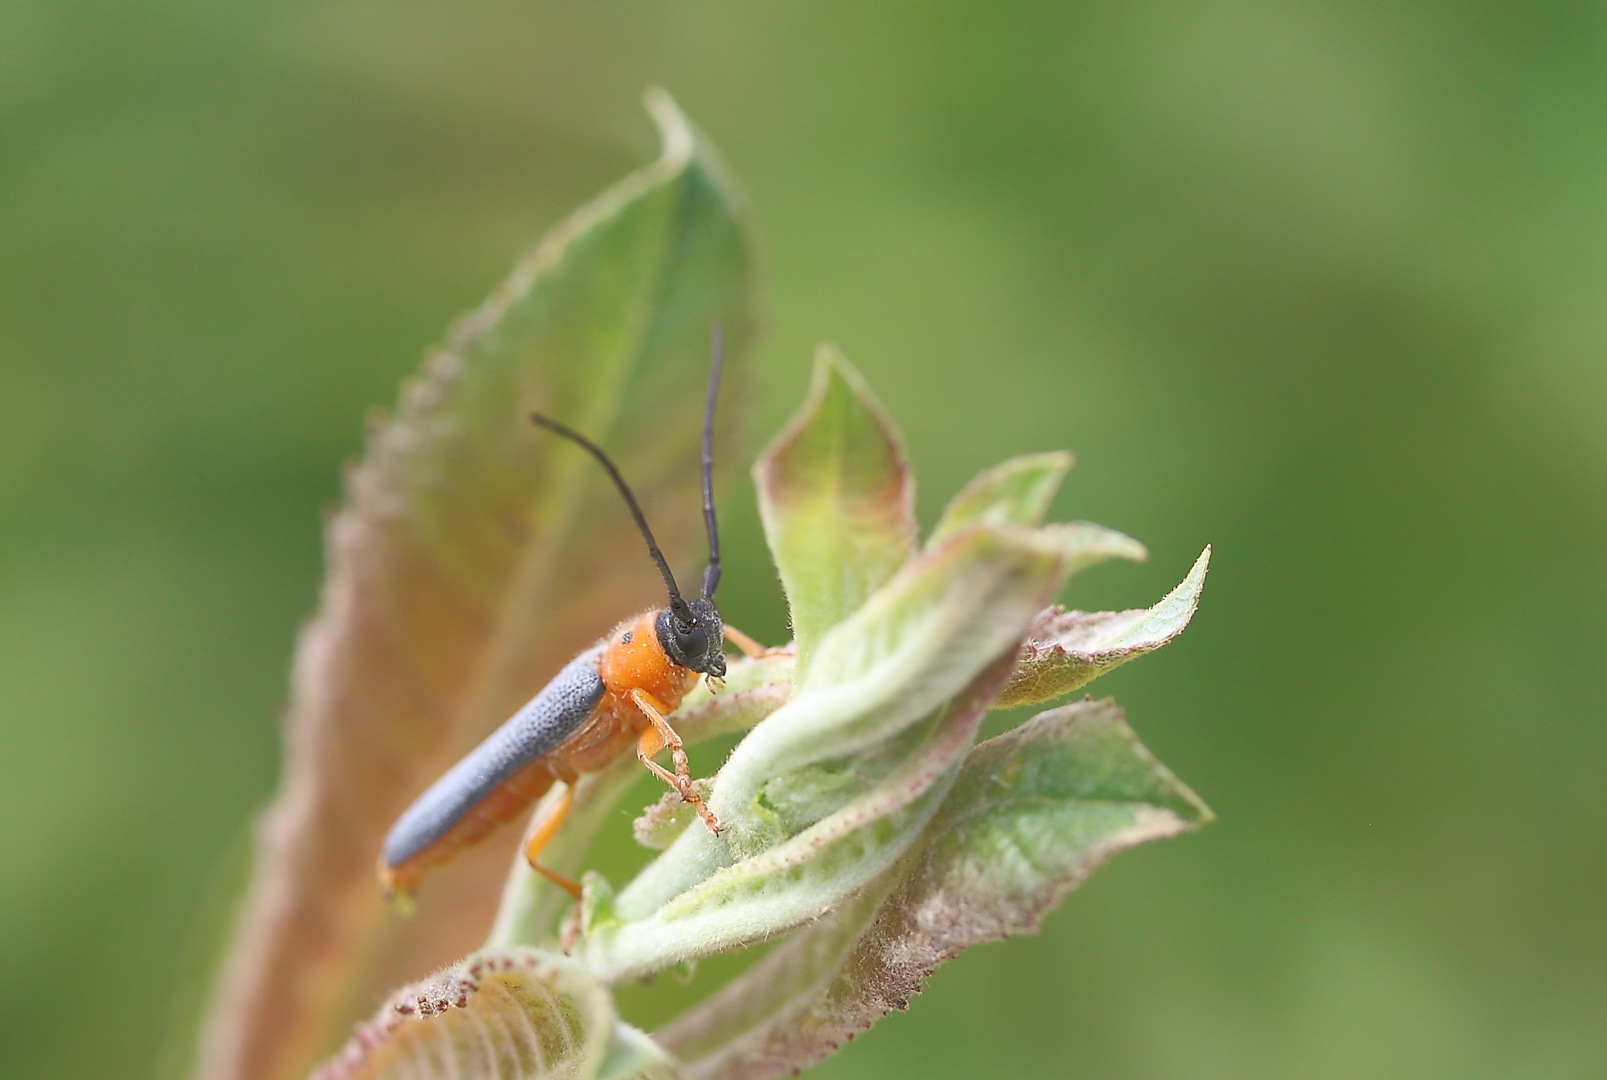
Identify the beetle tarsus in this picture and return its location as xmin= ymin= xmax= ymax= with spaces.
xmin=633 ymin=689 xmax=723 ymax=835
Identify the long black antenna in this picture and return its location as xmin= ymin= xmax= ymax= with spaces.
xmin=700 ymin=322 xmax=724 ymax=599
xmin=528 ymin=412 xmax=691 ymax=621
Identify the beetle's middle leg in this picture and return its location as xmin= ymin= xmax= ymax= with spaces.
xmin=723 ymin=624 xmax=788 ymax=660
xmin=632 ymin=689 xmax=720 ymax=834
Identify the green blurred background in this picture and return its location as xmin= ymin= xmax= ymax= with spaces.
xmin=3 ymin=2 xmax=1605 ymax=1077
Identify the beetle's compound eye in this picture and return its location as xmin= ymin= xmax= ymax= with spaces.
xmin=655 ymin=598 xmax=726 ymax=678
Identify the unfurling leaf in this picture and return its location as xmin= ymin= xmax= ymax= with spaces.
xmin=927 ymin=451 xmax=1072 ymax=544
xmin=998 ymin=545 xmax=1211 ymax=708
xmin=654 ymin=698 xmax=1212 ymax=1080
xmin=754 ymin=345 xmax=915 ymax=673
xmin=311 ymin=949 xmax=676 ymax=1080
xmin=196 ymin=91 xmax=755 ymax=1080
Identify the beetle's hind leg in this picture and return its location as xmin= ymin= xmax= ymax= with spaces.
xmin=631 ymin=689 xmax=721 ymax=835
xmin=522 ymin=784 xmax=583 ymax=899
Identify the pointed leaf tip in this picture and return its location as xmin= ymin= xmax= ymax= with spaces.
xmin=643 ymin=87 xmax=695 ymax=165
xmin=754 ymin=345 xmax=916 ymax=673
xmin=1045 ymin=521 xmax=1150 ymax=574
xmin=929 ymin=451 xmax=1074 ymax=545
xmin=997 ymin=544 xmax=1210 ymax=707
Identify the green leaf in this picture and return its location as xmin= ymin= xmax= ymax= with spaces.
xmin=997 ymin=545 xmax=1210 ymax=707
xmin=605 ymin=524 xmax=1074 ymax=927
xmin=924 ymin=695 xmax=1213 ymax=892
xmin=653 ymin=698 xmax=1212 ymax=1080
xmin=586 ymin=516 xmax=1120 ymax=982
xmin=927 ymin=451 xmax=1072 ymax=545
xmin=309 ymin=948 xmax=674 ymax=1080
xmin=753 ymin=345 xmax=915 ymax=673
xmin=197 ymin=92 xmax=755 ymax=1080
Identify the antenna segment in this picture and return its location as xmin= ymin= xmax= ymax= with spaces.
xmin=530 ymin=324 xmax=727 ymax=624
xmin=528 ymin=413 xmax=691 ymax=622
xmin=700 ymin=322 xmax=724 ymax=599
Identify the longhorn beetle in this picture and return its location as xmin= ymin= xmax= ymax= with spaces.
xmin=378 ymin=325 xmax=768 ymax=899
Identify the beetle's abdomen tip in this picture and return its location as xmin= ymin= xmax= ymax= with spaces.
xmin=377 ymin=859 xmax=418 ymax=917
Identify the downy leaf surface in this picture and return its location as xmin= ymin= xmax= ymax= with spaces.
xmin=655 ymin=699 xmax=1213 ymax=1080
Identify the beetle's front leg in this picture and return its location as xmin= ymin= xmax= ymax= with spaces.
xmin=632 ymin=688 xmax=721 ymax=835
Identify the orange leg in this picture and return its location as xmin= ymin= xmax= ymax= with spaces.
xmin=723 ymin=624 xmax=781 ymax=659
xmin=522 ymin=784 xmax=582 ymax=899
xmin=632 ymin=689 xmax=721 ymax=835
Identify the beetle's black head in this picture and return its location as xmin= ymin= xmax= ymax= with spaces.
xmin=656 ymin=597 xmax=726 ymax=678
